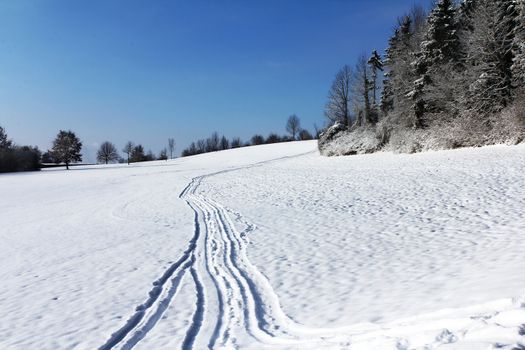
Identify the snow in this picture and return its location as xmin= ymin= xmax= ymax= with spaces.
xmin=1 ymin=141 xmax=524 ymax=349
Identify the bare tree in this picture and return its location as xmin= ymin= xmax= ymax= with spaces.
xmin=97 ymin=141 xmax=119 ymax=164
xmin=122 ymin=141 xmax=134 ymax=165
xmin=286 ymin=114 xmax=301 ymax=140
xmin=206 ymin=132 xmax=220 ymax=152
xmin=159 ymin=148 xmax=168 ymax=160
xmin=353 ymin=55 xmax=374 ymax=126
xmin=251 ymin=134 xmax=264 ymax=145
xmin=219 ymin=135 xmax=230 ymax=150
xmin=168 ymin=138 xmax=175 ymax=159
xmin=298 ymin=129 xmax=313 ymax=140
xmin=325 ymin=65 xmax=353 ymax=127
xmin=231 ymin=137 xmax=242 ymax=148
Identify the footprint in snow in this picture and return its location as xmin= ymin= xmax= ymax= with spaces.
xmin=435 ymin=329 xmax=458 ymax=344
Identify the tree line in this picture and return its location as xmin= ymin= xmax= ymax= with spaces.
xmin=0 ymin=126 xmax=178 ymax=172
xmin=181 ymin=115 xmax=316 ymax=157
xmin=321 ymin=0 xmax=525 ymax=154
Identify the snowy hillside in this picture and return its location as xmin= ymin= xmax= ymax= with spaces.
xmin=1 ymin=141 xmax=524 ymax=350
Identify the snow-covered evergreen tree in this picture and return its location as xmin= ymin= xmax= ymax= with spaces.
xmin=411 ymin=0 xmax=461 ymax=128
xmin=367 ymin=50 xmax=383 ymax=108
xmin=462 ymin=0 xmax=519 ymax=117
xmin=381 ymin=16 xmax=420 ymax=126
xmin=512 ymin=0 xmax=525 ymax=92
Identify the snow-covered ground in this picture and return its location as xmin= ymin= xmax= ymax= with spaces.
xmin=1 ymin=141 xmax=524 ymax=350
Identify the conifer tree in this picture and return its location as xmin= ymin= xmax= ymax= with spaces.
xmin=512 ymin=0 xmax=525 ymax=92
xmin=463 ymin=0 xmax=519 ymax=117
xmin=367 ymin=50 xmax=384 ymax=107
xmin=411 ymin=0 xmax=461 ymax=128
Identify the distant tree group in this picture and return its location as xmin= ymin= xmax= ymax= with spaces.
xmin=0 ymin=126 xmax=41 ymax=173
xmin=321 ymin=0 xmax=525 ymax=154
xmin=181 ymin=115 xmax=316 ymax=157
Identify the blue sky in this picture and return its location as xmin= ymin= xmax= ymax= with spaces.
xmin=0 ymin=0 xmax=429 ymax=161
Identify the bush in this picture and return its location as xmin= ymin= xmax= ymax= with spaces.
xmin=0 ymin=146 xmax=41 ymax=173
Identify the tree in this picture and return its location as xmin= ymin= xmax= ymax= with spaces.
xmin=41 ymin=151 xmax=55 ymax=163
xmin=512 ymin=0 xmax=525 ymax=92
xmin=410 ymin=0 xmax=462 ymax=128
xmin=353 ymin=55 xmax=374 ymax=126
xmin=219 ymin=135 xmax=230 ymax=150
xmin=159 ymin=148 xmax=168 ymax=160
xmin=325 ymin=65 xmax=353 ymax=127
xmin=0 ymin=126 xmax=12 ymax=149
xmin=145 ymin=150 xmax=156 ymax=161
xmin=97 ymin=141 xmax=119 ymax=164
xmin=462 ymin=0 xmax=519 ymax=118
xmin=231 ymin=137 xmax=242 ymax=148
xmin=50 ymin=130 xmax=82 ymax=170
xmin=122 ymin=142 xmax=134 ymax=164
xmin=251 ymin=134 xmax=265 ymax=145
xmin=265 ymin=133 xmax=282 ymax=144
xmin=168 ymin=138 xmax=175 ymax=159
xmin=286 ymin=114 xmax=301 ymax=140
xmin=367 ymin=50 xmax=384 ymax=107
xmin=131 ymin=144 xmax=145 ymax=162
xmin=206 ymin=132 xmax=220 ymax=152
xmin=381 ymin=14 xmax=423 ymax=122
xmin=298 ymin=129 xmax=313 ymax=140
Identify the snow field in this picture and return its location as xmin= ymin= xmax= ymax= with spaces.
xmin=1 ymin=141 xmax=524 ymax=349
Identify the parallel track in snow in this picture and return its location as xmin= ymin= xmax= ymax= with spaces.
xmin=99 ymin=152 xmax=357 ymax=350
xmin=98 ymin=149 xmax=525 ymax=349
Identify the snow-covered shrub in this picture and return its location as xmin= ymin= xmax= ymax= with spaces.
xmin=319 ymin=126 xmax=381 ymax=156
xmin=491 ymin=94 xmax=525 ymax=145
xmin=317 ymin=122 xmax=346 ymax=153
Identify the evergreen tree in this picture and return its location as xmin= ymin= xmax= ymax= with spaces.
xmin=50 ymin=130 xmax=82 ymax=170
xmin=0 ymin=126 xmax=12 ymax=149
xmin=382 ymin=15 xmax=422 ymax=126
xmin=131 ymin=144 xmax=145 ymax=162
xmin=512 ymin=0 xmax=525 ymax=92
xmin=367 ymin=50 xmax=384 ymax=107
xmin=412 ymin=0 xmax=461 ymax=127
xmin=463 ymin=0 xmax=519 ymax=117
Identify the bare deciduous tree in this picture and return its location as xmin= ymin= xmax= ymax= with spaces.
xmin=122 ymin=142 xmax=134 ymax=165
xmin=231 ymin=137 xmax=242 ymax=148
xmin=97 ymin=141 xmax=119 ymax=164
xmin=251 ymin=134 xmax=264 ymax=145
xmin=325 ymin=65 xmax=353 ymax=127
xmin=298 ymin=129 xmax=313 ymax=140
xmin=286 ymin=114 xmax=301 ymax=140
xmin=219 ymin=135 xmax=230 ymax=150
xmin=168 ymin=138 xmax=175 ymax=159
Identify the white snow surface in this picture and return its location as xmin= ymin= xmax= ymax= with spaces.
xmin=1 ymin=140 xmax=524 ymax=350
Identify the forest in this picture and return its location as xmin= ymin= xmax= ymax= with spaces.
xmin=319 ymin=0 xmax=525 ymax=156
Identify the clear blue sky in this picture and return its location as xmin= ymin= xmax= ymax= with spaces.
xmin=0 ymin=0 xmax=428 ymax=161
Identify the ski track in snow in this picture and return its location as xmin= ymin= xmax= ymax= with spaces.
xmin=99 ymin=150 xmax=525 ymax=350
